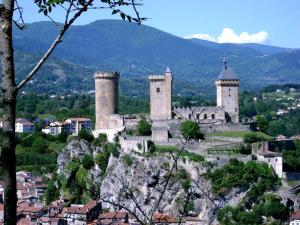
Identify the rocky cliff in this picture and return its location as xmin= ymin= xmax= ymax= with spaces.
xmin=56 ymin=138 xmax=283 ymax=224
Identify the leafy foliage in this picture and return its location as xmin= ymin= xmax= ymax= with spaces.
xmin=244 ymin=132 xmax=269 ymax=143
xmin=180 ymin=120 xmax=204 ymax=140
xmin=92 ymin=133 xmax=108 ymax=147
xmin=217 ymin=196 xmax=289 ymax=225
xmin=137 ymin=116 xmax=151 ymax=136
xmin=81 ymin=155 xmax=94 ymax=170
xmin=78 ymin=129 xmax=94 ymax=142
xmin=122 ymin=154 xmax=134 ymax=167
xmin=283 ymin=140 xmax=300 ymax=171
xmin=256 ymin=115 xmax=269 ymax=133
xmin=205 ymin=159 xmax=280 ymax=197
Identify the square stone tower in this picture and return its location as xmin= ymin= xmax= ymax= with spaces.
xmin=215 ymin=59 xmax=240 ymax=123
xmin=149 ymin=67 xmax=173 ymax=120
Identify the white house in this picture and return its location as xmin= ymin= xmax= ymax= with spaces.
xmin=63 ymin=118 xmax=92 ymax=135
xmin=42 ymin=121 xmax=62 ymax=135
xmin=15 ymin=118 xmax=35 ymax=133
xmin=257 ymin=142 xmax=283 ymax=178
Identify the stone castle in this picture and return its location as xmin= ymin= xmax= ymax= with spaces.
xmin=149 ymin=58 xmax=240 ymax=124
xmin=93 ymin=59 xmax=243 ymax=142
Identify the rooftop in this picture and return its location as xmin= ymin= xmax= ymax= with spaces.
xmin=217 ymin=58 xmax=239 ymax=80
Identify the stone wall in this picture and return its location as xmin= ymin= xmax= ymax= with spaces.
xmin=120 ymin=136 xmax=151 ymax=153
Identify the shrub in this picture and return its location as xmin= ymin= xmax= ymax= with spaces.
xmin=44 ymin=180 xmax=59 ymax=205
xmin=177 ymin=168 xmax=191 ymax=191
xmin=106 ymin=143 xmax=120 ymax=158
xmin=239 ymin=144 xmax=252 ymax=155
xmin=78 ymin=129 xmax=94 ymax=142
xmin=244 ymin=133 xmax=266 ymax=143
xmin=137 ymin=117 xmax=151 ymax=136
xmin=75 ymin=167 xmax=88 ymax=187
xmin=180 ymin=120 xmax=204 ymax=140
xmin=256 ymin=115 xmax=270 ymax=133
xmin=81 ymin=155 xmax=94 ymax=170
xmin=93 ymin=133 xmax=107 ymax=146
xmin=95 ymin=151 xmax=110 ymax=175
xmin=122 ymin=154 xmax=134 ymax=167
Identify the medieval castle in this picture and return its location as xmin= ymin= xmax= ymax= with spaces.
xmin=92 ymin=59 xmax=244 ymax=143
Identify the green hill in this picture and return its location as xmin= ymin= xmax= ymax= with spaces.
xmin=8 ymin=19 xmax=300 ymax=97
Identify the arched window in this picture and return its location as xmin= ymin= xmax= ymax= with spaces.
xmin=211 ymin=114 xmax=215 ymax=119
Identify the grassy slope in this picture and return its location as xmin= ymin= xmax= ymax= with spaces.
xmin=207 ymin=131 xmax=273 ymax=139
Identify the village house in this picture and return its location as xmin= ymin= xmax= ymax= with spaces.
xmin=63 ymin=118 xmax=92 ymax=135
xmin=15 ymin=118 xmax=35 ymax=133
xmin=42 ymin=121 xmax=63 ymax=135
xmin=257 ymin=142 xmax=283 ymax=178
xmin=62 ymin=200 xmax=101 ymax=225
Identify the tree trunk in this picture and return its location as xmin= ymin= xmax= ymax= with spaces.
xmin=0 ymin=0 xmax=17 ymax=224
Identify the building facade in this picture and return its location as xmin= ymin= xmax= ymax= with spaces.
xmin=63 ymin=118 xmax=92 ymax=135
xmin=15 ymin=118 xmax=35 ymax=133
xmin=149 ymin=67 xmax=173 ymax=120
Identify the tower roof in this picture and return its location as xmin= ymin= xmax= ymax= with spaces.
xmin=165 ymin=66 xmax=172 ymax=74
xmin=217 ymin=58 xmax=239 ymax=80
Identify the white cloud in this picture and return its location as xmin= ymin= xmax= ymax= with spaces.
xmin=184 ymin=28 xmax=269 ymax=44
xmin=184 ymin=33 xmax=216 ymax=42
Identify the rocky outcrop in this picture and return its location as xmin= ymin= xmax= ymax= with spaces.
xmin=100 ymin=154 xmax=221 ymax=223
xmin=56 ymin=139 xmax=256 ymax=224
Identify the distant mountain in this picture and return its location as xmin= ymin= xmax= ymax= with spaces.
xmin=10 ymin=20 xmax=300 ymax=97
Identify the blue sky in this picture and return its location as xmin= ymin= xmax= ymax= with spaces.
xmin=18 ymin=0 xmax=300 ymax=48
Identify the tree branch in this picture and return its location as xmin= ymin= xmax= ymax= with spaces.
xmin=15 ymin=0 xmax=94 ymax=92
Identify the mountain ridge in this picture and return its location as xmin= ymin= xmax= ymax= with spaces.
xmin=9 ymin=19 xmax=300 ymax=96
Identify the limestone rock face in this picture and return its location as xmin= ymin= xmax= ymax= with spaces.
xmin=57 ymin=139 xmax=94 ymax=172
xmin=57 ymin=139 xmax=250 ymax=224
xmin=100 ymin=155 xmax=218 ymax=224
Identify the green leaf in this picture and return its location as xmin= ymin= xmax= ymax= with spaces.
xmin=111 ymin=9 xmax=118 ymax=15
xmin=120 ymin=12 xmax=125 ymax=20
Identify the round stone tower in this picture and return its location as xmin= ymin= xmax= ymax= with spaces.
xmin=94 ymin=71 xmax=119 ymax=130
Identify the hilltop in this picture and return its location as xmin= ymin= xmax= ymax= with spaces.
xmin=10 ymin=19 xmax=300 ymax=96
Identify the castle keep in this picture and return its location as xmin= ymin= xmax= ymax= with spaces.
xmin=149 ymin=67 xmax=173 ymax=120
xmin=215 ymin=59 xmax=240 ymax=123
xmin=94 ymin=71 xmax=120 ymax=130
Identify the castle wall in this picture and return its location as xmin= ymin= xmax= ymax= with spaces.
xmin=173 ymin=106 xmax=225 ymax=123
xmin=94 ymin=72 xmax=119 ymax=130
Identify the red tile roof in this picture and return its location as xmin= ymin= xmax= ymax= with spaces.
xmin=153 ymin=213 xmax=177 ymax=223
xmin=291 ymin=211 xmax=300 ymax=220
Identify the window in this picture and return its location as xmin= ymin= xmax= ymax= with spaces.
xmin=229 ymin=88 xmax=231 ymax=91
xmin=196 ymin=114 xmax=200 ymax=119
xmin=156 ymin=87 xmax=160 ymax=93
xmin=188 ymin=114 xmax=192 ymax=119
xmin=235 ymin=107 xmax=237 ymax=112
xmin=229 ymin=94 xmax=231 ymax=97
xmin=204 ymin=114 xmax=207 ymax=119
xmin=212 ymin=114 xmax=215 ymax=119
